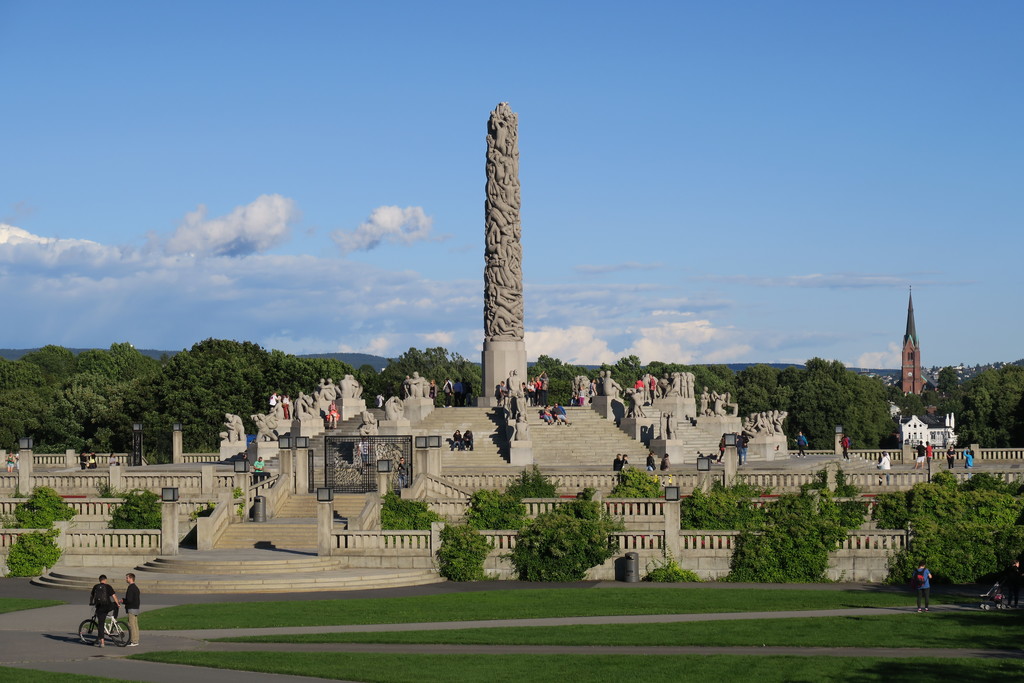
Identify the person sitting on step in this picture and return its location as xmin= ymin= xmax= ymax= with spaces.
xmin=463 ymin=430 xmax=474 ymax=451
xmin=451 ymin=430 xmax=464 ymax=451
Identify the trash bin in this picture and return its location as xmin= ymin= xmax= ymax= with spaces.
xmin=252 ymin=495 xmax=267 ymax=523
xmin=623 ymin=551 xmax=639 ymax=583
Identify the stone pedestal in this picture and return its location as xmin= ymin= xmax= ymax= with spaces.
xmin=338 ymin=398 xmax=366 ymax=423
xmin=834 ymin=433 xmax=843 ymax=456
xmin=653 ymin=396 xmax=697 ymax=420
xmin=247 ymin=440 xmax=279 ymax=463
xmin=403 ymin=397 xmax=436 ymax=423
xmin=293 ymin=418 xmax=324 ymax=439
xmin=509 ymin=441 xmax=534 ymax=466
xmin=376 ymin=471 xmax=392 ymax=498
xmin=591 ymin=395 xmax=625 ymax=422
xmin=619 ymin=417 xmax=658 ymax=443
xmin=478 ymin=339 xmax=526 ymax=408
xmin=694 ymin=415 xmax=743 ymax=439
xmin=295 ymin=449 xmax=309 ymax=494
xmin=171 ymin=430 xmax=184 ymax=464
xmin=419 ymin=446 xmax=442 ymax=477
xmin=746 ymin=435 xmax=787 ymax=462
xmin=317 ymin=500 xmax=334 ymax=557
xmin=108 ymin=464 xmax=123 ymax=491
xmin=65 ymin=448 xmax=77 ymax=468
xmin=161 ymin=501 xmax=179 ymax=555
xmin=378 ymin=419 xmax=412 ymax=436
xmin=648 ymin=438 xmax=687 ymax=463
xmin=724 ymin=446 xmax=738 ymax=483
xmin=220 ymin=441 xmax=247 ymax=460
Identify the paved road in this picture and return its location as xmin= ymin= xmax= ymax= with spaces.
xmin=0 ymin=580 xmax=1017 ymax=682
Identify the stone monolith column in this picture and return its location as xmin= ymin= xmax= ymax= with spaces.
xmin=479 ymin=102 xmax=527 ymax=406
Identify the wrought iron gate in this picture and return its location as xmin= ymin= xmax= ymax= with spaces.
xmin=313 ymin=435 xmax=413 ymax=494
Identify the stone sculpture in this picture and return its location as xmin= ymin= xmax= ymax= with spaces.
xmin=315 ymin=378 xmax=339 ymax=415
xmin=657 ymin=374 xmax=671 ymax=400
xmin=339 ymin=374 xmax=363 ymax=400
xmin=625 ymin=389 xmax=646 ymax=418
xmin=700 ymin=387 xmax=711 ymax=416
xmin=220 ymin=413 xmax=245 ymax=444
xmin=663 ymin=412 xmax=675 ymax=440
xmin=483 ymin=102 xmax=524 ymax=342
xmin=356 ymin=410 xmax=379 ymax=436
xmin=600 ymin=370 xmax=623 ymax=400
xmin=384 ymin=396 xmax=405 ymax=421
xmin=251 ymin=413 xmax=279 ymax=442
xmin=514 ymin=414 xmax=531 ymax=441
xmin=293 ymin=391 xmax=317 ymax=420
xmin=402 ymin=372 xmax=430 ymax=400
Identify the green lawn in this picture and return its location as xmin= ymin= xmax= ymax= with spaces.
xmin=217 ymin=610 xmax=1024 ymax=651
xmin=141 ymin=588 xmax=959 ymax=630
xmin=0 ymin=667 xmax=124 ymax=682
xmin=0 ymin=598 xmax=64 ymax=615
xmin=129 ymin=652 xmax=1024 ymax=682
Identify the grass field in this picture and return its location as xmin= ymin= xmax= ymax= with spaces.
xmin=0 ymin=666 xmax=121 ymax=682
xmin=0 ymin=598 xmax=64 ymax=615
xmin=129 ymin=651 xmax=1024 ymax=682
xmin=140 ymin=587 xmax=959 ymax=630
xmin=215 ymin=610 xmax=1024 ymax=650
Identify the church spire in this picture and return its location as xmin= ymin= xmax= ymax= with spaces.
xmin=904 ymin=287 xmax=918 ymax=348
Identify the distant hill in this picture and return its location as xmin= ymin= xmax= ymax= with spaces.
xmin=0 ymin=347 xmax=391 ymax=371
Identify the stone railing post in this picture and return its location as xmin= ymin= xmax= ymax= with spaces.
xmin=160 ymin=500 xmax=179 ymax=555
xmin=201 ymin=465 xmax=213 ymax=495
xmin=430 ymin=521 xmax=444 ymax=555
xmin=376 ymin=470 xmax=392 ymax=499
xmin=65 ymin=448 xmax=77 ymax=469
xmin=107 ymin=463 xmax=123 ymax=492
xmin=18 ymin=448 xmax=32 ymax=492
xmin=171 ymin=428 xmax=184 ymax=464
xmin=317 ymin=499 xmax=333 ymax=557
xmin=295 ymin=448 xmax=309 ymax=494
xmin=663 ymin=500 xmax=681 ymax=560
xmin=279 ymin=446 xmax=293 ymax=493
xmin=52 ymin=520 xmax=70 ymax=557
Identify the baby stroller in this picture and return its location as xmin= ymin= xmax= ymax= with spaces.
xmin=981 ymin=581 xmax=1008 ymax=610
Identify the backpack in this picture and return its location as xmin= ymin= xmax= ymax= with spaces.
xmin=90 ymin=583 xmax=110 ymax=607
xmin=913 ymin=569 xmax=927 ymax=588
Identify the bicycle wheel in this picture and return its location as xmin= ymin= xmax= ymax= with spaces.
xmin=108 ymin=621 xmax=129 ymax=647
xmin=79 ymin=618 xmax=99 ymax=644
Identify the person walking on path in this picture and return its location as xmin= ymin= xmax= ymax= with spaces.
xmin=913 ymin=561 xmax=932 ymax=612
xmin=88 ymin=575 xmax=121 ymax=648
xmin=123 ymin=573 xmax=141 ymax=646
xmin=878 ymin=451 xmax=892 ymax=485
xmin=840 ymin=434 xmax=851 ymax=460
xmin=1003 ymin=560 xmax=1021 ymax=608
xmin=796 ymin=432 xmax=808 ymax=457
xmin=914 ymin=443 xmax=927 ymax=469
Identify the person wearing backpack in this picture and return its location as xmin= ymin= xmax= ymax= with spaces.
xmin=912 ymin=562 xmax=932 ymax=612
xmin=796 ymin=432 xmax=808 ymax=458
xmin=88 ymin=574 xmax=121 ymax=647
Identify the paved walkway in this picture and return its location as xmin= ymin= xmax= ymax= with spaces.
xmin=0 ymin=579 xmax=1020 ymax=682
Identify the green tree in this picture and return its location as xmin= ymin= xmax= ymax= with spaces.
xmin=380 ymin=491 xmax=443 ymax=530
xmin=465 ymin=489 xmax=527 ymax=530
xmin=609 ymin=468 xmax=663 ymax=498
xmin=378 ymin=347 xmax=480 ymax=404
xmin=109 ymin=490 xmax=162 ymax=529
xmin=13 ymin=487 xmax=76 ymax=528
xmin=509 ymin=493 xmax=624 ymax=581
xmin=956 ymin=365 xmax=1024 ymax=447
xmin=436 ymin=523 xmax=491 ymax=581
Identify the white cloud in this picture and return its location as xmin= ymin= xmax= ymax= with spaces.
xmin=856 ymin=343 xmax=901 ymax=369
xmin=165 ymin=194 xmax=297 ymax=257
xmin=421 ymin=331 xmax=455 ymax=346
xmin=331 ymin=206 xmax=435 ymax=253
xmin=526 ymin=326 xmax=618 ymax=365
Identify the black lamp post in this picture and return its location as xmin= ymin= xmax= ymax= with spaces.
xmin=131 ymin=422 xmax=144 ymax=466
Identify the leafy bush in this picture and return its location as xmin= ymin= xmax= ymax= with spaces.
xmin=610 ymin=468 xmax=662 ymax=498
xmin=466 ymin=489 xmax=527 ymax=530
xmin=884 ymin=476 xmax=1024 ymax=584
xmin=109 ymin=490 xmax=162 ymax=529
xmin=961 ymin=472 xmax=1022 ymax=496
xmin=802 ymin=466 xmax=860 ymax=497
xmin=873 ymin=492 xmax=910 ymax=529
xmin=643 ymin=552 xmax=701 ymax=582
xmin=505 ymin=466 xmax=557 ymax=499
xmin=679 ymin=481 xmax=769 ymax=530
xmin=436 ymin=523 xmax=491 ymax=581
xmin=727 ymin=490 xmax=866 ymax=583
xmin=14 ymin=487 xmax=76 ymax=528
xmin=380 ymin=491 xmax=443 ymax=530
xmin=5 ymin=530 xmax=61 ymax=576
xmin=97 ymin=482 xmax=127 ymax=499
xmin=509 ymin=495 xmax=624 ymax=581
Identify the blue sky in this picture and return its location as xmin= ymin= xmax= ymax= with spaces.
xmin=2 ymin=1 xmax=1021 ymax=368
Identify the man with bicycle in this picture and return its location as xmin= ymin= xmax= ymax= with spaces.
xmin=88 ymin=575 xmax=121 ymax=648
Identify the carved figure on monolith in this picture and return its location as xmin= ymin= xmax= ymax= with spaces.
xmin=480 ymin=102 xmax=527 ymax=406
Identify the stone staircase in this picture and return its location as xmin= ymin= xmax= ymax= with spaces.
xmin=32 ymin=549 xmax=444 ymax=593
xmin=529 ymin=406 xmax=650 ymax=469
xmin=417 ymin=407 xmax=511 ymax=470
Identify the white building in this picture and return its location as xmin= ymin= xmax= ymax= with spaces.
xmin=899 ymin=413 xmax=956 ymax=448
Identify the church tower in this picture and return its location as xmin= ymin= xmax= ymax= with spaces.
xmin=901 ymin=289 xmax=923 ymax=394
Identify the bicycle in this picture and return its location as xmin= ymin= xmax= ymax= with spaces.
xmin=78 ymin=609 xmax=129 ymax=647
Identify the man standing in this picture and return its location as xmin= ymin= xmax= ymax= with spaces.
xmin=1003 ymin=560 xmax=1021 ymax=609
xmin=840 ymin=434 xmax=851 ymax=460
xmin=913 ymin=561 xmax=932 ymax=612
xmin=538 ymin=372 xmax=549 ymax=407
xmin=89 ymin=575 xmax=120 ymax=648
xmin=123 ymin=573 xmax=141 ymax=646
xmin=946 ymin=445 xmax=956 ymax=469
xmin=796 ymin=432 xmax=808 ymax=458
